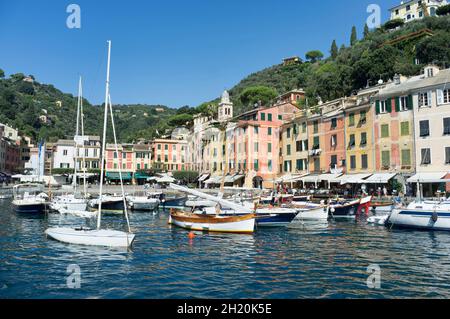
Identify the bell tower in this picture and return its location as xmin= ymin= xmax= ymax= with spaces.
xmin=218 ymin=90 xmax=233 ymax=122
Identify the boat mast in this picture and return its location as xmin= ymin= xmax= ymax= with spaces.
xmin=73 ymin=77 xmax=82 ymax=193
xmin=97 ymin=40 xmax=112 ymax=230
xmin=80 ymin=79 xmax=87 ymax=197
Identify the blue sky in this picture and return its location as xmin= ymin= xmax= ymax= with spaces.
xmin=0 ymin=0 xmax=399 ymax=108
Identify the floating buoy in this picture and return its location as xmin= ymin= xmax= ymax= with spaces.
xmin=188 ymin=232 xmax=195 ymax=239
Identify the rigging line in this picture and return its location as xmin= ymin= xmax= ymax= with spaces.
xmin=108 ymin=93 xmax=132 ymax=234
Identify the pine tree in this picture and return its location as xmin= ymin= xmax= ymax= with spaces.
xmin=350 ymin=26 xmax=357 ymax=46
xmin=364 ymin=23 xmax=369 ymax=39
xmin=330 ymin=40 xmax=338 ymax=59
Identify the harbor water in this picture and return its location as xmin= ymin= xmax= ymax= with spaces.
xmin=1 ymin=200 xmax=450 ymax=299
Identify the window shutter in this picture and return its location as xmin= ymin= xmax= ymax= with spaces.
xmin=386 ymin=99 xmax=392 ymax=113
xmin=375 ymin=100 xmax=380 ymax=114
xmin=395 ymin=97 xmax=400 ymax=112
xmin=407 ymin=95 xmax=413 ymax=110
xmin=427 ymin=91 xmax=432 ymax=107
xmin=437 ymin=89 xmax=444 ymax=105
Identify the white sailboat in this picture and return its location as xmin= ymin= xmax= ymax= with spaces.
xmin=46 ymin=41 xmax=135 ymax=247
xmin=50 ymin=77 xmax=90 ymax=216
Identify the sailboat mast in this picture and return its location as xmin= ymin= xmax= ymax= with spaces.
xmin=97 ymin=40 xmax=112 ymax=230
xmin=73 ymin=77 xmax=82 ymax=192
xmin=80 ymin=80 xmax=87 ymax=196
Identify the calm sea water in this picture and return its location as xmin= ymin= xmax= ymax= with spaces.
xmin=1 ymin=200 xmax=450 ymax=299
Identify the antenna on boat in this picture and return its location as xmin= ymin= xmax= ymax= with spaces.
xmin=97 ymin=40 xmax=112 ymax=230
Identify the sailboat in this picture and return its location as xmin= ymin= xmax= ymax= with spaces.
xmin=50 ymin=77 xmax=91 ymax=216
xmin=169 ymin=183 xmax=256 ymax=233
xmin=46 ymin=41 xmax=135 ymax=247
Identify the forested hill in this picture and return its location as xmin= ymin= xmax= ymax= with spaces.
xmin=0 ymin=72 xmax=180 ymax=143
xmin=223 ymin=15 xmax=450 ymax=115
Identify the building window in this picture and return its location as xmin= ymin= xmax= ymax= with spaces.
xmin=350 ymin=155 xmax=356 ymax=170
xmin=63 ymin=150 xmax=68 ymax=156
xmin=313 ymin=121 xmax=319 ymax=133
xmin=421 ymin=148 xmax=431 ymax=165
xmin=348 ymin=134 xmax=355 ymax=148
xmin=313 ymin=136 xmax=320 ymax=149
xmin=278 ymin=115 xmax=282 ymax=120
xmin=296 ymin=140 xmax=302 ymax=152
xmin=296 ymin=159 xmax=304 ymax=171
xmin=254 ymin=143 xmax=259 ymax=152
xmin=331 ymin=155 xmax=337 ymax=168
xmin=446 ymin=147 xmax=450 ymax=164
xmin=381 ymin=151 xmax=390 ymax=169
xmin=268 ymin=143 xmax=272 ymax=153
xmin=164 ymin=155 xmax=168 ymax=162
xmin=331 ymin=118 xmax=337 ymax=129
xmin=254 ymin=127 xmax=259 ymax=134
xmin=349 ymin=113 xmax=355 ymax=126
xmin=406 ymin=5 xmax=410 ymax=11
xmin=359 ymin=132 xmax=367 ymax=146
xmin=313 ymin=158 xmax=320 ymax=172
xmin=268 ymin=113 xmax=272 ymax=121
xmin=401 ymin=121 xmax=410 ymax=136
xmin=419 ymin=120 xmax=430 ymax=137
xmin=268 ymin=160 xmax=272 ymax=171
xmin=287 ymin=145 xmax=291 ymax=156
xmin=331 ymin=134 xmax=337 ymax=147
xmin=419 ymin=92 xmax=431 ymax=107
xmin=114 ymin=152 xmax=118 ymax=158
xmin=254 ymin=160 xmax=259 ymax=171
xmin=287 ymin=128 xmax=291 ymax=138
xmin=137 ymin=163 xmax=141 ymax=170
xmin=157 ymin=144 xmax=161 ymax=150
xmin=443 ymin=118 xmax=450 ymax=135
xmin=268 ymin=127 xmax=272 ymax=135
xmin=399 ymin=96 xmax=409 ymax=111
xmin=401 ymin=149 xmax=411 ymax=166
xmin=380 ymin=100 xmax=388 ymax=113
xmin=173 ymin=145 xmax=176 ymax=151
xmin=437 ymin=89 xmax=450 ymax=105
xmin=361 ymin=154 xmax=368 ymax=169
xmin=360 ymin=111 xmax=366 ymax=125
xmin=261 ymin=113 xmax=266 ymax=121
xmin=381 ymin=124 xmax=389 ymax=138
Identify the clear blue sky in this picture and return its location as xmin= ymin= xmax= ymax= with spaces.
xmin=0 ymin=0 xmax=399 ymax=108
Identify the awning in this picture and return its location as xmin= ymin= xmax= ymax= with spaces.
xmin=156 ymin=176 xmax=175 ymax=183
xmin=407 ymin=172 xmax=447 ymax=183
xmin=204 ymin=176 xmax=222 ymax=184
xmin=134 ymin=172 xmax=151 ymax=179
xmin=224 ymin=174 xmax=236 ymax=183
xmin=299 ymin=175 xmax=320 ymax=183
xmin=198 ymin=174 xmax=210 ymax=182
xmin=231 ymin=174 xmax=245 ymax=183
xmin=106 ymin=172 xmax=132 ymax=180
xmin=318 ymin=173 xmax=343 ymax=182
xmin=363 ymin=173 xmax=397 ymax=184
xmin=334 ymin=173 xmax=373 ymax=184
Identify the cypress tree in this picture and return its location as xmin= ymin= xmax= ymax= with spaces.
xmin=330 ymin=40 xmax=338 ymax=59
xmin=350 ymin=26 xmax=357 ymax=46
xmin=364 ymin=23 xmax=369 ymax=39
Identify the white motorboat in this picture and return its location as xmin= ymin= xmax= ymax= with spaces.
xmin=127 ymin=195 xmax=160 ymax=211
xmin=50 ymin=194 xmax=87 ymax=212
xmin=45 ymin=41 xmax=135 ymax=248
xmin=294 ymin=205 xmax=329 ymax=221
xmin=386 ymin=200 xmax=450 ymax=231
xmin=12 ymin=184 xmax=49 ymax=214
xmin=89 ymin=194 xmax=125 ymax=211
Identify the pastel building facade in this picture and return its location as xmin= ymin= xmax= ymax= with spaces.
xmin=151 ymin=139 xmax=187 ymax=172
xmin=389 ymin=0 xmax=447 ymax=22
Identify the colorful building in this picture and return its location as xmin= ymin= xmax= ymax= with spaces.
xmin=389 ymin=0 xmax=446 ymax=22
xmin=151 ymin=139 xmax=187 ymax=172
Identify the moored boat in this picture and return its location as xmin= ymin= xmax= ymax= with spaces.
xmin=386 ymin=200 xmax=450 ymax=231
xmin=12 ymin=184 xmax=49 ymax=214
xmin=293 ymin=205 xmax=329 ymax=221
xmin=329 ymin=198 xmax=361 ymax=218
xmin=127 ymin=195 xmax=160 ymax=211
xmin=89 ymin=194 xmax=125 ymax=211
xmin=169 ymin=209 xmax=255 ymax=233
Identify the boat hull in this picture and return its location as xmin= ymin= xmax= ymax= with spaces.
xmin=45 ymin=227 xmax=135 ymax=247
xmin=161 ymin=196 xmax=188 ymax=209
xmin=90 ymin=200 xmax=125 ymax=212
xmin=169 ymin=210 xmax=255 ymax=233
xmin=12 ymin=201 xmax=47 ymax=214
xmin=128 ymin=198 xmax=160 ymax=211
xmin=387 ymin=209 xmax=450 ymax=231
xmin=294 ymin=206 xmax=329 ymax=221
xmin=329 ymin=201 xmax=360 ymax=218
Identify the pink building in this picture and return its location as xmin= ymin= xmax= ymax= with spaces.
xmin=232 ymin=102 xmax=300 ymax=188
xmin=321 ymin=101 xmax=346 ymax=173
xmin=151 ymin=139 xmax=187 ymax=172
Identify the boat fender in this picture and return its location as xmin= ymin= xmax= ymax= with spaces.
xmin=330 ymin=207 xmax=335 ymax=213
xmin=431 ymin=211 xmax=438 ymax=223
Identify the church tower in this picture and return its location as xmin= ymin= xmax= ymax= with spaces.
xmin=218 ymin=90 xmax=233 ymax=122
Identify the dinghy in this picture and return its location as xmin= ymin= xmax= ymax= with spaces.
xmin=45 ymin=41 xmax=135 ymax=248
xmin=169 ymin=209 xmax=255 ymax=233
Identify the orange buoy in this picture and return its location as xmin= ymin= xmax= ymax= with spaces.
xmin=188 ymin=232 xmax=195 ymax=239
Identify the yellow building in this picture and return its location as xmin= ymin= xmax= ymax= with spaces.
xmin=389 ymin=0 xmax=446 ymax=22
xmin=344 ymin=91 xmax=376 ymax=174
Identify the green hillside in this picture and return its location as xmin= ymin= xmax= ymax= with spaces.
xmin=224 ymin=15 xmax=450 ymax=115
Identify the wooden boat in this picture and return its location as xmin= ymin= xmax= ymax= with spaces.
xmin=169 ymin=209 xmax=255 ymax=233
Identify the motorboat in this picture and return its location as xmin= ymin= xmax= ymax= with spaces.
xmin=50 ymin=194 xmax=88 ymax=212
xmin=12 ymin=183 xmax=49 ymax=214
xmin=127 ymin=193 xmax=160 ymax=211
xmin=328 ymin=196 xmax=372 ymax=218
xmin=89 ymin=194 xmax=125 ymax=212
